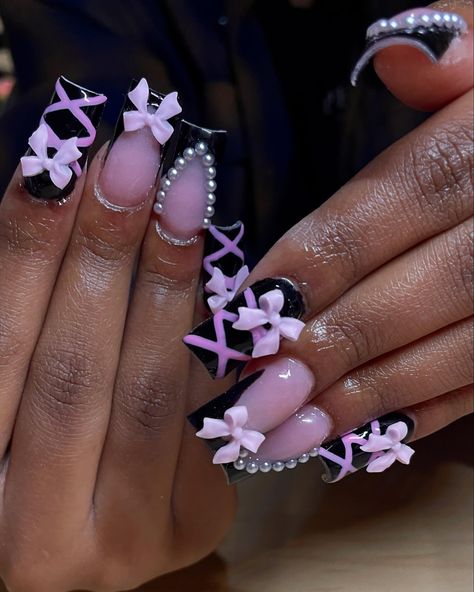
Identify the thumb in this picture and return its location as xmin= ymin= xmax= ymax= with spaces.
xmin=352 ymin=2 xmax=473 ymax=111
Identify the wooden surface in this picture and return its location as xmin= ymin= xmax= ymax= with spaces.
xmin=1 ymin=418 xmax=472 ymax=592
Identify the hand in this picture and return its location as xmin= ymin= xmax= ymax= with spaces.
xmin=186 ymin=1 xmax=473 ymax=483
xmin=0 ymin=81 xmax=235 ymax=591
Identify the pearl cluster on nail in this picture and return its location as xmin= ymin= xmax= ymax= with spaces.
xmin=233 ymin=447 xmax=319 ymax=474
xmin=367 ymin=11 xmax=467 ymax=40
xmin=154 ymin=141 xmax=217 ymax=229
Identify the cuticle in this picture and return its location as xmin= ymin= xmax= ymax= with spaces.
xmin=155 ymin=220 xmax=201 ymax=247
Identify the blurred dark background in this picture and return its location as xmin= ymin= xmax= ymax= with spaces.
xmin=0 ymin=0 xmax=425 ymax=259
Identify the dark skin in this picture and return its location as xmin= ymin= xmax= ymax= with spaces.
xmin=0 ymin=2 xmax=472 ymax=590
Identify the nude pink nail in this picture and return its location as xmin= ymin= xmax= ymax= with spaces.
xmin=98 ymin=78 xmax=181 ymax=209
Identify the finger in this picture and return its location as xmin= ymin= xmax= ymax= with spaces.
xmin=3 ymin=80 xmax=177 ymax=558
xmin=243 ymin=317 xmax=472 ymax=482
xmin=371 ymin=2 xmax=474 ymax=110
xmin=184 ymin=89 xmax=473 ymax=379
xmin=95 ymin=124 xmax=234 ymax=575
xmin=0 ymin=77 xmax=105 ymax=457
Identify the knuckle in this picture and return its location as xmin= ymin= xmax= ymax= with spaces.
xmin=443 ymin=223 xmax=474 ymax=309
xmin=30 ymin=346 xmax=98 ymax=415
xmin=73 ymin=223 xmax=134 ymax=271
xmin=403 ymin=118 xmax=474 ymax=223
xmin=118 ymin=373 xmax=183 ymax=434
xmin=0 ymin=315 xmax=27 ymax=370
xmin=0 ymin=214 xmax=54 ymax=260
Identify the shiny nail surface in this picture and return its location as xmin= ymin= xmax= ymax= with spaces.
xmin=21 ymin=76 xmax=106 ymax=200
xmin=183 ymin=278 xmax=305 ymax=379
xmin=318 ymin=412 xmax=415 ymax=483
xmin=99 ymin=78 xmax=181 ymax=209
xmin=351 ymin=9 xmax=468 ymax=85
xmin=155 ymin=121 xmax=226 ymax=242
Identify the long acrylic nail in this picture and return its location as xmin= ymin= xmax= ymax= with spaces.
xmin=203 ymin=221 xmax=248 ymax=312
xmin=98 ymin=78 xmax=182 ymax=209
xmin=318 ymin=412 xmax=415 ymax=483
xmin=351 ymin=9 xmax=468 ymax=86
xmin=154 ymin=122 xmax=226 ymax=242
xmin=183 ymin=278 xmax=305 ymax=379
xmin=188 ymin=357 xmax=316 ymax=482
xmin=20 ymin=76 xmax=106 ymax=200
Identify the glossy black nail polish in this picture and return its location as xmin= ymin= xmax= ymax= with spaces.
xmin=22 ymin=76 xmax=106 ymax=200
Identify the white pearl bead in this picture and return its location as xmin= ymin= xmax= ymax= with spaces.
xmin=259 ymin=461 xmax=272 ymax=473
xmin=421 ymin=14 xmax=431 ymax=23
xmin=298 ymin=453 xmax=310 ymax=464
xmin=433 ymin=13 xmax=442 ymax=22
xmin=161 ymin=178 xmax=172 ymax=191
xmin=206 ymin=193 xmax=216 ymax=205
xmin=379 ymin=19 xmax=388 ymax=28
xmin=205 ymin=205 xmax=215 ymax=217
xmin=202 ymin=218 xmax=212 ymax=229
xmin=195 ymin=141 xmax=208 ymax=156
xmin=205 ymin=166 xmax=216 ymax=179
xmin=203 ymin=153 xmax=215 ymax=166
xmin=175 ymin=157 xmax=186 ymax=170
xmin=234 ymin=458 xmax=246 ymax=470
xmin=206 ymin=179 xmax=217 ymax=193
xmin=309 ymin=447 xmax=319 ymax=458
xmin=285 ymin=459 xmax=298 ymax=469
xmin=156 ymin=190 xmax=166 ymax=202
xmin=246 ymin=461 xmax=259 ymax=474
xmin=168 ymin=168 xmax=179 ymax=181
xmin=239 ymin=448 xmax=249 ymax=458
xmin=389 ymin=20 xmax=398 ymax=28
xmin=272 ymin=461 xmax=285 ymax=472
xmin=184 ymin=147 xmax=195 ymax=160
xmin=153 ymin=202 xmax=163 ymax=215
xmin=406 ymin=15 xmax=415 ymax=26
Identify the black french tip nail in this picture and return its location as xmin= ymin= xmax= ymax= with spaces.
xmin=318 ymin=412 xmax=415 ymax=483
xmin=21 ymin=76 xmax=106 ymax=200
xmin=183 ymin=277 xmax=305 ymax=379
xmin=351 ymin=9 xmax=468 ymax=86
xmin=188 ymin=370 xmax=264 ymax=485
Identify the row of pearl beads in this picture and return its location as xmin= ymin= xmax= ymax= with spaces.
xmin=233 ymin=447 xmax=319 ymax=474
xmin=154 ymin=141 xmax=217 ymax=228
xmin=367 ymin=12 xmax=467 ymax=40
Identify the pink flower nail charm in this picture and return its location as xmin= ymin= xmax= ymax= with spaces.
xmin=232 ymin=289 xmax=305 ymax=357
xmin=21 ymin=123 xmax=82 ymax=189
xmin=206 ymin=265 xmax=250 ymax=313
xmin=360 ymin=421 xmax=415 ymax=473
xmin=196 ymin=405 xmax=265 ymax=464
xmin=123 ymin=78 xmax=182 ymax=144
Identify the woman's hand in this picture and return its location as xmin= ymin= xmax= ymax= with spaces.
xmin=0 ymin=81 xmax=236 ymax=591
xmin=185 ymin=2 xmax=473 ymax=483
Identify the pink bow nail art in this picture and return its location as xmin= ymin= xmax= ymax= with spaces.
xmin=232 ymin=289 xmax=305 ymax=358
xmin=206 ymin=265 xmax=250 ymax=313
xmin=21 ymin=123 xmax=82 ymax=190
xmin=360 ymin=421 xmax=415 ymax=473
xmin=123 ymin=78 xmax=182 ymax=144
xmin=196 ymin=405 xmax=265 ymax=464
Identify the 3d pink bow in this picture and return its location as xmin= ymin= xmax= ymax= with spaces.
xmin=232 ymin=289 xmax=305 ymax=358
xmin=360 ymin=421 xmax=415 ymax=473
xmin=196 ymin=405 xmax=265 ymax=464
xmin=123 ymin=78 xmax=182 ymax=144
xmin=20 ymin=123 xmax=82 ymax=189
xmin=206 ymin=265 xmax=250 ymax=313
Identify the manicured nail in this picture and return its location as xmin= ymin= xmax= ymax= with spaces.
xmin=351 ymin=9 xmax=468 ymax=85
xmin=99 ymin=78 xmax=182 ymax=209
xmin=318 ymin=412 xmax=415 ymax=483
xmin=20 ymin=76 xmax=106 ymax=200
xmin=154 ymin=122 xmax=226 ymax=242
xmin=183 ymin=278 xmax=305 ymax=379
xmin=188 ymin=357 xmax=316 ymax=482
xmin=203 ymin=221 xmax=249 ymax=313
xmin=235 ymin=405 xmax=331 ymax=482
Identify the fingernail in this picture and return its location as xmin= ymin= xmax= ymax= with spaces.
xmin=188 ymin=358 xmax=316 ymax=482
xmin=318 ymin=412 xmax=415 ymax=483
xmin=183 ymin=278 xmax=305 ymax=379
xmin=154 ymin=122 xmax=226 ymax=242
xmin=203 ymin=221 xmax=249 ymax=313
xmin=351 ymin=9 xmax=468 ymax=85
xmin=98 ymin=78 xmax=182 ymax=209
xmin=20 ymin=76 xmax=106 ymax=200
